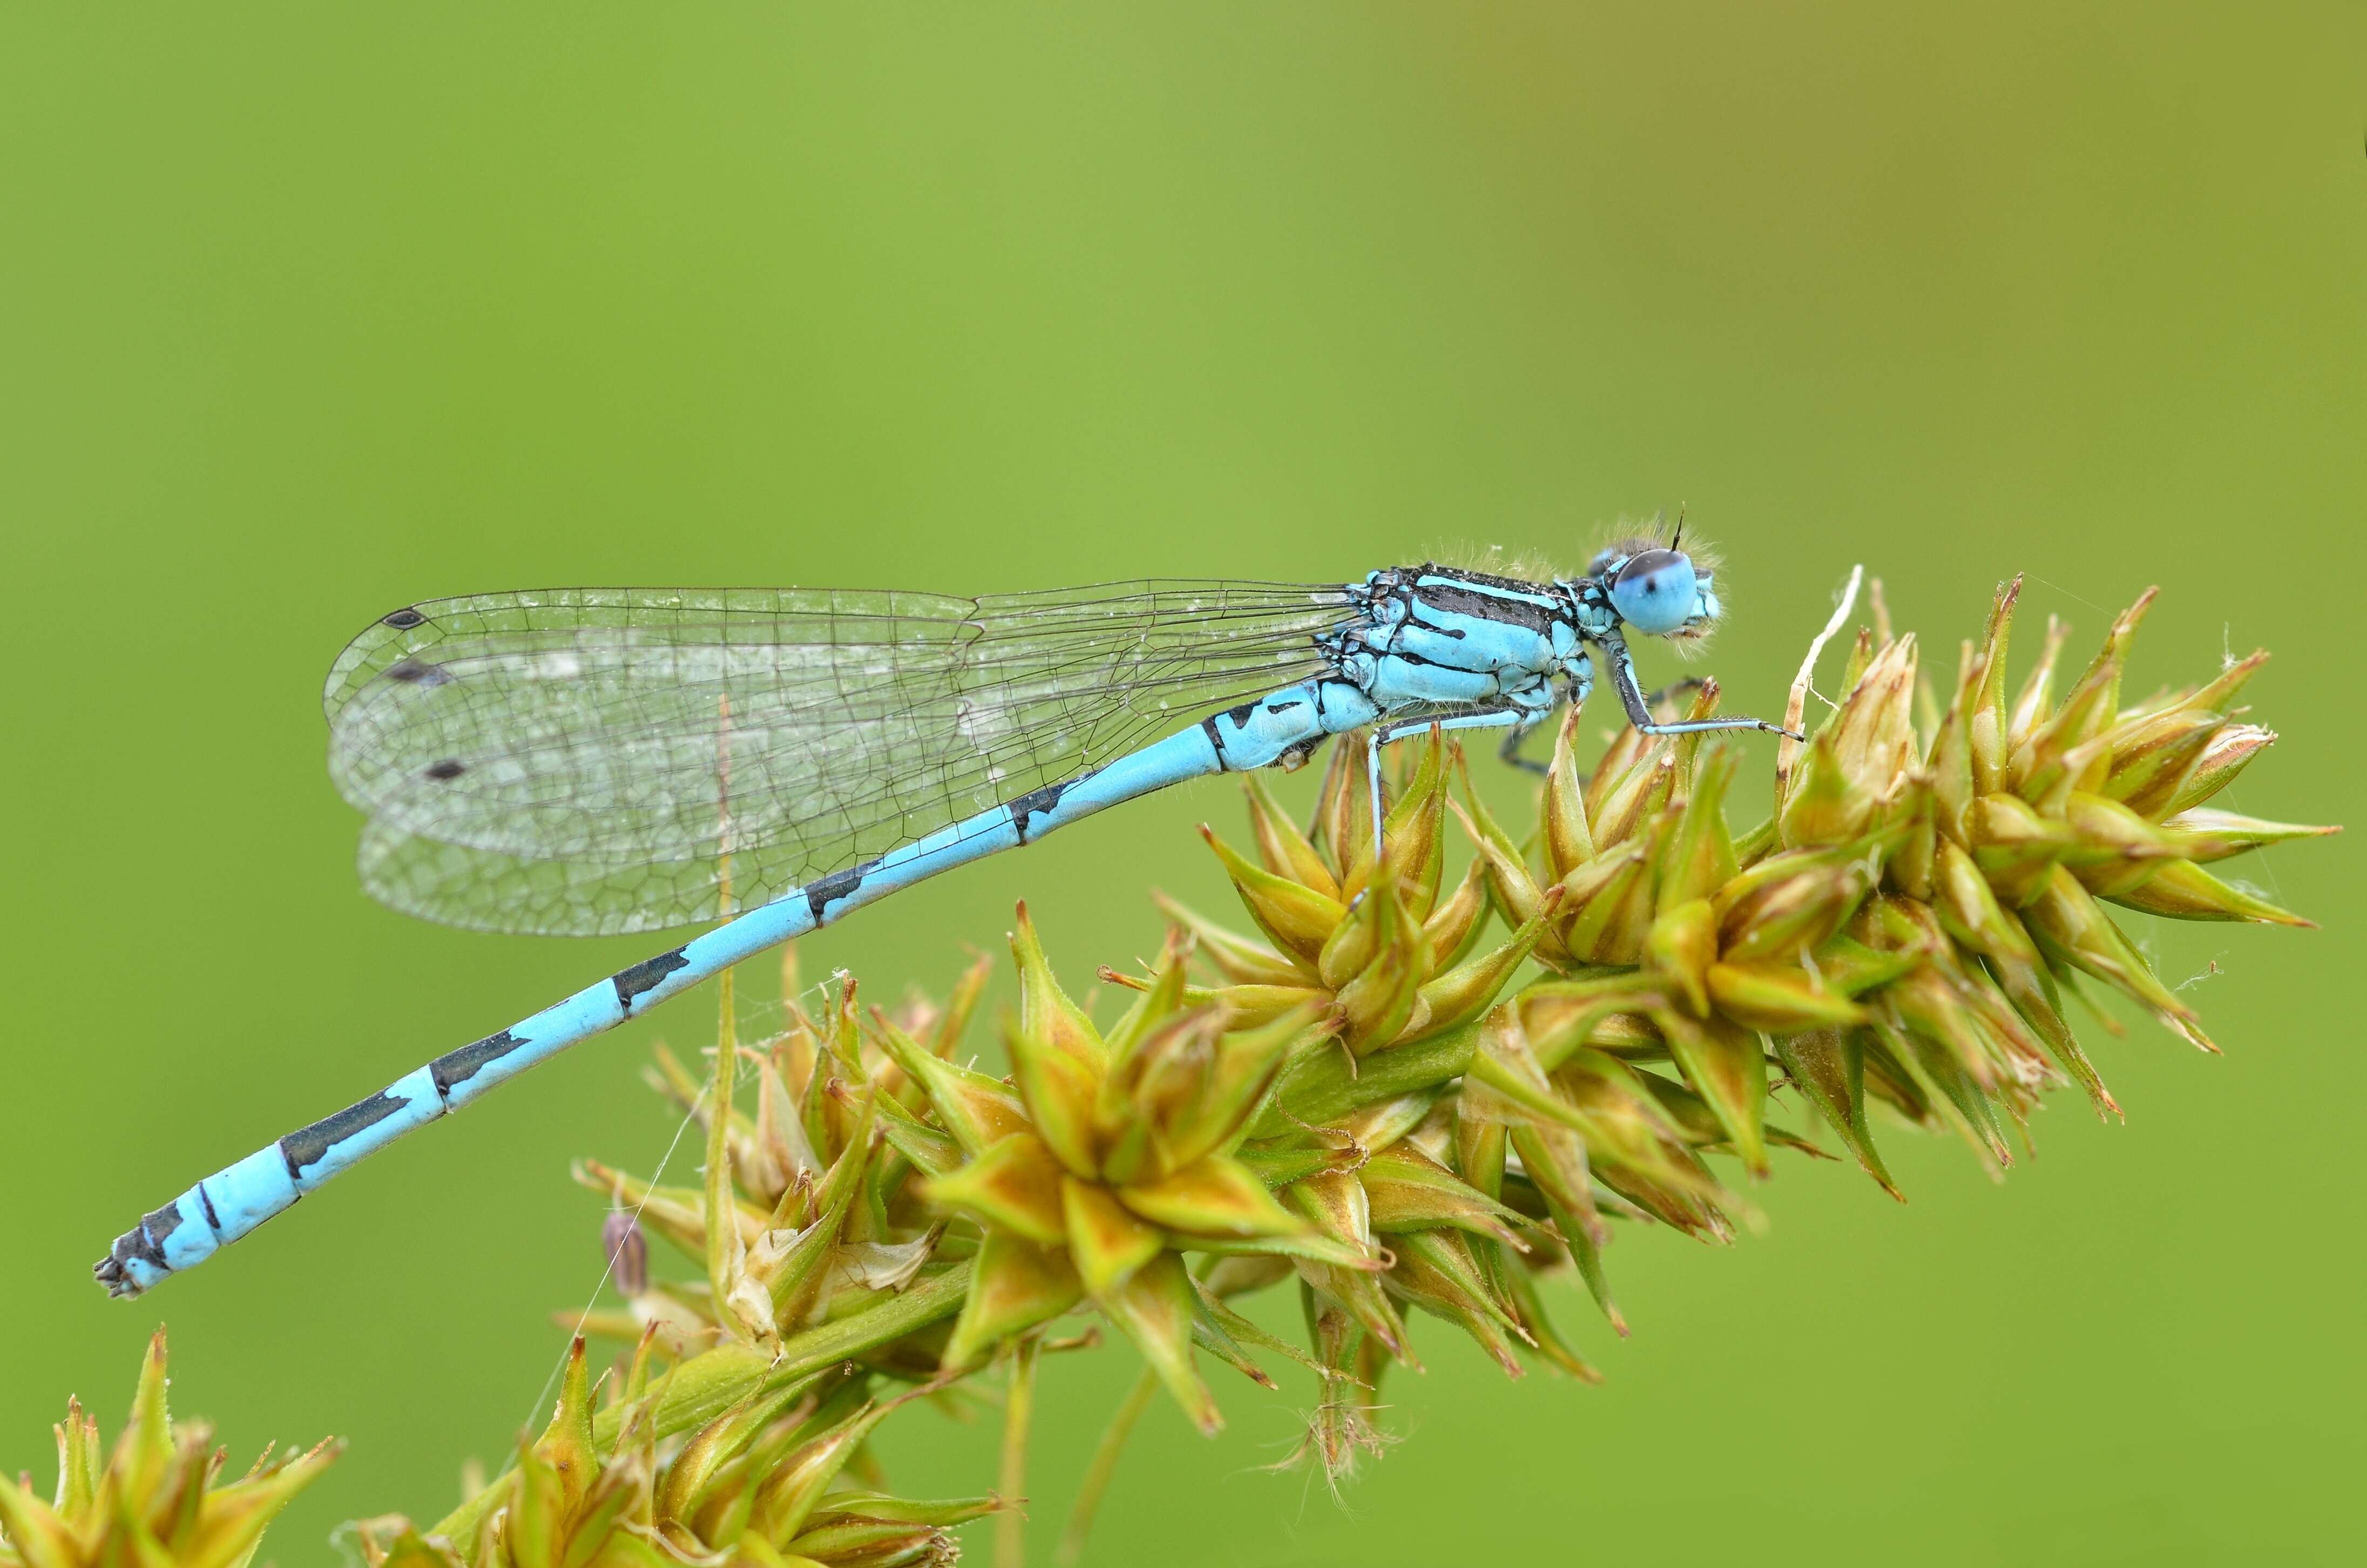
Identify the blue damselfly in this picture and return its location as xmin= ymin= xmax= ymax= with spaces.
xmin=98 ymin=541 xmax=1795 ymax=1295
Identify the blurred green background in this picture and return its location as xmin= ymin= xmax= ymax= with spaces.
xmin=4 ymin=5 xmax=2361 ymax=1564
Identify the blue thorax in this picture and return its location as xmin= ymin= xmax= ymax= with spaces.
xmin=1324 ymin=560 xmax=1716 ymax=715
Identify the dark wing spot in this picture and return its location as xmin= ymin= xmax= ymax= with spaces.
xmin=382 ymin=607 xmax=428 ymax=630
xmin=424 ymin=760 xmax=466 ymax=781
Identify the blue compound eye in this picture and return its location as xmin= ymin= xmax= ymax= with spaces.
xmin=1610 ymin=549 xmax=1699 ymax=635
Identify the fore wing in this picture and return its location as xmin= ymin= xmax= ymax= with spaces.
xmin=324 ymin=581 xmax=1355 ymax=935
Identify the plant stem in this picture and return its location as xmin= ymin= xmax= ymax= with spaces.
xmin=997 ymin=1335 xmax=1042 ymax=1568
xmin=1055 ymin=1366 xmax=1160 ymax=1567
xmin=704 ymin=965 xmax=740 ymax=1322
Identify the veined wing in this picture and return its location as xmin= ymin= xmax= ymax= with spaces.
xmin=324 ymin=581 xmax=1358 ymax=936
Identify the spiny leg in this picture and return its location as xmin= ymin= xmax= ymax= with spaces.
xmin=1641 ymin=716 xmax=1799 ymax=736
xmin=1601 ymin=630 xmax=1803 ymax=741
xmin=1364 ymin=706 xmax=1533 ymax=864
xmin=1498 ymin=721 xmax=1548 ymax=776
xmin=1499 ymin=677 xmax=1698 ymax=774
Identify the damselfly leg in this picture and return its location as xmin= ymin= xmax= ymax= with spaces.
xmin=1363 ymin=705 xmax=1538 ymax=865
xmin=1496 ymin=677 xmax=1708 ymax=777
xmin=1600 ymin=628 xmax=1804 ymax=741
xmin=1498 ymin=721 xmax=1551 ymax=776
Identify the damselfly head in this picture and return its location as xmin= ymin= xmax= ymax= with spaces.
xmin=1586 ymin=516 xmax=1722 ymax=646
xmin=1610 ymin=547 xmax=1721 ymax=642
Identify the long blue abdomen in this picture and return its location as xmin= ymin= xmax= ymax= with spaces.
xmin=95 ymin=679 xmax=1379 ymax=1296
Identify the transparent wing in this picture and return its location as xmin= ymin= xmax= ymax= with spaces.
xmin=324 ymin=582 xmax=1357 ymax=936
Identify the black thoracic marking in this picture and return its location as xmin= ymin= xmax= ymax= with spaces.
xmin=431 ymin=1028 xmax=529 ymax=1096
xmin=195 ymin=1183 xmax=221 ymax=1231
xmin=280 ymin=1092 xmax=410 ymax=1177
xmin=1264 ymin=697 xmax=1307 ymax=712
xmin=424 ymin=759 xmax=467 ymax=781
xmin=1422 ymin=563 xmax=1550 ymax=594
xmin=1007 ymin=779 xmax=1071 ymax=843
xmin=385 ymin=658 xmax=444 ymax=685
xmin=1379 ymin=646 xmax=1478 ymax=675
xmin=1412 ymin=580 xmax=1555 ymax=634
xmin=1224 ymin=699 xmax=1259 ymax=725
xmin=382 ymin=607 xmax=428 ymax=629
xmin=612 ymin=947 xmax=692 ymax=1010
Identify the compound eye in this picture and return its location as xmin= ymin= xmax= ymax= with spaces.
xmin=1609 ymin=549 xmax=1699 ymax=635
